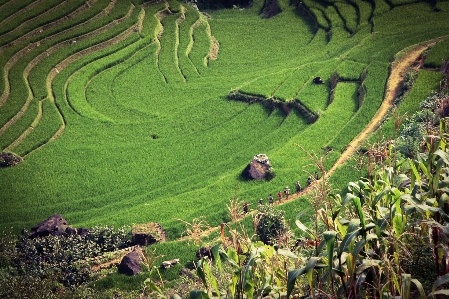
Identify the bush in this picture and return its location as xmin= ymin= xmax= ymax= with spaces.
xmin=255 ymin=204 xmax=288 ymax=244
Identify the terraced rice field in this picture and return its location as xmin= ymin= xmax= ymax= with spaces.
xmin=1 ymin=0 xmax=449 ymax=239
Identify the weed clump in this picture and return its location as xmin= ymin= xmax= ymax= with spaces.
xmin=0 ymin=152 xmax=23 ymax=167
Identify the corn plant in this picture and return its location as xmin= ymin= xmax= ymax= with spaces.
xmin=288 ymin=119 xmax=449 ymax=298
xmin=190 ymin=225 xmax=304 ymax=299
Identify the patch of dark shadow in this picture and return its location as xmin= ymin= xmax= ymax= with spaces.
xmin=328 ymin=71 xmax=365 ymax=109
xmin=193 ymin=0 xmax=252 ymax=10
xmin=261 ymin=0 xmax=281 ymax=18
xmin=293 ymin=1 xmax=319 ymax=34
xmin=227 ymin=90 xmax=319 ymax=124
xmin=0 ymin=152 xmax=23 ymax=167
xmin=151 ymin=134 xmax=159 ymax=139
xmin=322 ymin=146 xmax=334 ymax=154
xmin=441 ymin=60 xmax=449 ymax=76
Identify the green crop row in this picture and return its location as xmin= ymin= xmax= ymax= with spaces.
xmin=140 ymin=1 xmax=167 ymax=38
xmin=159 ymin=12 xmax=185 ymax=83
xmin=0 ymin=0 xmax=113 ymax=99
xmin=0 ymin=0 xmax=34 ymax=24
xmin=0 ymin=0 xmax=70 ymax=37
xmin=0 ymin=99 xmax=38 ymax=150
xmin=12 ymin=98 xmax=62 ymax=156
xmin=0 ymin=1 xmax=138 ymax=140
xmin=353 ymin=0 xmax=373 ymax=27
xmin=424 ymin=38 xmax=449 ymax=68
xmin=0 ymin=57 xmax=31 ymax=128
xmin=334 ymin=2 xmax=358 ymax=33
xmin=189 ymin=20 xmax=210 ymax=74
xmin=2 ymin=0 xmax=140 ymax=152
xmin=27 ymin=3 xmax=143 ymax=101
xmin=177 ymin=6 xmax=201 ymax=80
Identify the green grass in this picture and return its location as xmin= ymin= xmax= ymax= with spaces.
xmin=0 ymin=0 xmax=34 ymax=24
xmin=0 ymin=100 xmax=39 ymax=150
xmin=424 ymin=38 xmax=449 ymax=68
xmin=159 ymin=12 xmax=185 ymax=83
xmin=1 ymin=0 xmax=449 ymax=244
xmin=12 ymin=98 xmax=62 ymax=156
xmin=335 ymin=2 xmax=359 ymax=33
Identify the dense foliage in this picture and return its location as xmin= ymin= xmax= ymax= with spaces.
xmin=0 ymin=225 xmax=131 ymax=297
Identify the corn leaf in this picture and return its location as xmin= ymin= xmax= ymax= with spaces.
xmin=401 ymin=273 xmax=411 ymax=299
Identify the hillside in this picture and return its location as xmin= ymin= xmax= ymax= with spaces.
xmin=0 ymin=0 xmax=449 ymax=241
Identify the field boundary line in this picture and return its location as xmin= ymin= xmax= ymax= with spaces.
xmin=0 ymin=0 xmax=47 ymax=31
xmin=155 ymin=5 xmax=169 ymax=83
xmin=185 ymin=12 xmax=200 ymax=75
xmin=0 ymin=0 xmax=86 ymax=45
xmin=0 ymin=2 xmax=133 ymax=136
xmin=174 ymin=9 xmax=186 ymax=82
xmin=4 ymin=3 xmax=137 ymax=155
xmin=0 ymin=0 xmax=116 ymax=107
xmin=5 ymin=100 xmax=43 ymax=152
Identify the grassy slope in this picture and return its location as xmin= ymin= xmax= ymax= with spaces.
xmin=1 ymin=1 xmax=449 ymax=239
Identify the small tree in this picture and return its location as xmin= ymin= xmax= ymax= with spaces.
xmin=255 ymin=204 xmax=288 ymax=245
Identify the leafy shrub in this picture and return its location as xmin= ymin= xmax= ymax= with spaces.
xmin=255 ymin=204 xmax=288 ymax=245
xmin=0 ymin=225 xmax=131 ymax=292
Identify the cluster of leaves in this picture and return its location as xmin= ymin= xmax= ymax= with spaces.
xmin=396 ymin=91 xmax=449 ymax=158
xmin=288 ymin=119 xmax=449 ymax=298
xmin=0 ymin=225 xmax=131 ymax=297
xmin=255 ymin=204 xmax=288 ymax=245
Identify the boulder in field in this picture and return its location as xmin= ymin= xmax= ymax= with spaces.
xmin=29 ymin=214 xmax=69 ymax=238
xmin=242 ymin=154 xmax=275 ymax=181
xmin=313 ymin=76 xmax=324 ymax=84
xmin=118 ymin=249 xmax=144 ymax=276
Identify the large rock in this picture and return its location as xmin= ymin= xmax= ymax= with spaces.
xmin=242 ymin=154 xmax=274 ymax=181
xmin=29 ymin=214 xmax=69 ymax=238
xmin=118 ymin=250 xmax=144 ymax=276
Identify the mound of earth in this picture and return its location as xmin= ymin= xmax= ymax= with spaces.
xmin=0 ymin=152 xmax=23 ymax=167
xmin=131 ymin=222 xmax=166 ymax=246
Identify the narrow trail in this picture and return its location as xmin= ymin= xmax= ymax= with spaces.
xmin=177 ymin=39 xmax=440 ymax=243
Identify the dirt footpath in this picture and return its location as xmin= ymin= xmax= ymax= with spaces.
xmin=325 ymin=41 xmax=435 ymax=177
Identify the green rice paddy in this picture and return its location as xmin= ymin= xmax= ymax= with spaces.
xmin=1 ymin=0 xmax=449 ymax=240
